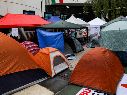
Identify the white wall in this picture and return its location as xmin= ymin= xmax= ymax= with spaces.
xmin=0 ymin=0 xmax=45 ymax=17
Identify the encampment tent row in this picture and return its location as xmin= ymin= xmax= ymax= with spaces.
xmin=1 ymin=13 xmax=127 ymax=95
xmin=0 ymin=32 xmax=69 ymax=94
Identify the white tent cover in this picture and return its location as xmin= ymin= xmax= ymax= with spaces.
xmin=88 ymin=17 xmax=107 ymax=36
xmin=88 ymin=17 xmax=106 ymax=26
xmin=66 ymin=15 xmax=89 ymax=26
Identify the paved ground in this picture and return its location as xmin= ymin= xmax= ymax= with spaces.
xmin=68 ymin=47 xmax=91 ymax=70
xmin=13 ymin=47 xmax=90 ymax=95
xmin=13 ymin=84 xmax=54 ymax=95
xmin=12 ymin=47 xmax=127 ymax=95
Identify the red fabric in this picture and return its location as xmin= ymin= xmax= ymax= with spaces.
xmin=0 ymin=14 xmax=50 ymax=28
xmin=21 ymin=41 xmax=40 ymax=55
xmin=121 ymin=84 xmax=127 ymax=88
xmin=70 ymin=47 xmax=124 ymax=94
xmin=59 ymin=0 xmax=63 ymax=3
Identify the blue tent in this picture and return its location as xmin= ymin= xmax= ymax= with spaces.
xmin=48 ymin=16 xmax=61 ymax=23
xmin=36 ymin=29 xmax=64 ymax=52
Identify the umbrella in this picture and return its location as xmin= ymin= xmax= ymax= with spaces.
xmin=99 ymin=18 xmax=127 ymax=51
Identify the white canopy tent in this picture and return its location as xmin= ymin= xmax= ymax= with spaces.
xmin=76 ymin=18 xmax=89 ymax=26
xmin=66 ymin=15 xmax=89 ymax=26
xmin=88 ymin=17 xmax=106 ymax=36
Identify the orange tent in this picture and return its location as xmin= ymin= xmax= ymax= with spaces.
xmin=0 ymin=32 xmax=39 ymax=76
xmin=69 ymin=47 xmax=124 ymax=94
xmin=0 ymin=13 xmax=50 ymax=28
xmin=34 ymin=47 xmax=69 ymax=77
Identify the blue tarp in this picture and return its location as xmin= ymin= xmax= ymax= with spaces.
xmin=36 ymin=29 xmax=64 ymax=52
xmin=48 ymin=16 xmax=61 ymax=23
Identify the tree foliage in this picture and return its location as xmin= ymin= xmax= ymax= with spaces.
xmin=84 ymin=0 xmax=127 ymax=21
xmin=83 ymin=2 xmax=95 ymax=21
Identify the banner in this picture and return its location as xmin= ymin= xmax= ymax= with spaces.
xmin=51 ymin=0 xmax=63 ymax=4
xmin=51 ymin=0 xmax=56 ymax=4
xmin=59 ymin=0 xmax=63 ymax=3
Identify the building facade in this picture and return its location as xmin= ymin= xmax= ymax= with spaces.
xmin=45 ymin=0 xmax=88 ymax=5
xmin=0 ymin=0 xmax=91 ymax=19
xmin=45 ymin=0 xmax=91 ymax=20
xmin=0 ymin=0 xmax=45 ymax=17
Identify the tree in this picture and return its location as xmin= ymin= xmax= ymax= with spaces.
xmin=83 ymin=0 xmax=127 ymax=21
xmin=83 ymin=2 xmax=95 ymax=21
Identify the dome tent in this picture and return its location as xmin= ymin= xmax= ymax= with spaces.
xmin=34 ymin=47 xmax=69 ymax=77
xmin=0 ymin=32 xmax=49 ymax=94
xmin=99 ymin=18 xmax=127 ymax=50
xmin=99 ymin=17 xmax=127 ymax=66
xmin=101 ymin=16 xmax=125 ymax=28
xmin=0 ymin=32 xmax=39 ymax=76
xmin=69 ymin=47 xmax=124 ymax=94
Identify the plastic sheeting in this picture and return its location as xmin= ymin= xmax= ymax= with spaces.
xmin=36 ymin=29 xmax=64 ymax=52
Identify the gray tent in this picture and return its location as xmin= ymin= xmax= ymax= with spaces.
xmin=99 ymin=17 xmax=127 ymax=51
xmin=101 ymin=16 xmax=125 ymax=28
xmin=41 ymin=20 xmax=85 ymax=29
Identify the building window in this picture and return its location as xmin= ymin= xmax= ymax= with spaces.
xmin=44 ymin=12 xmax=53 ymax=20
xmin=60 ymin=14 xmax=67 ymax=20
xmin=23 ymin=10 xmax=35 ymax=15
